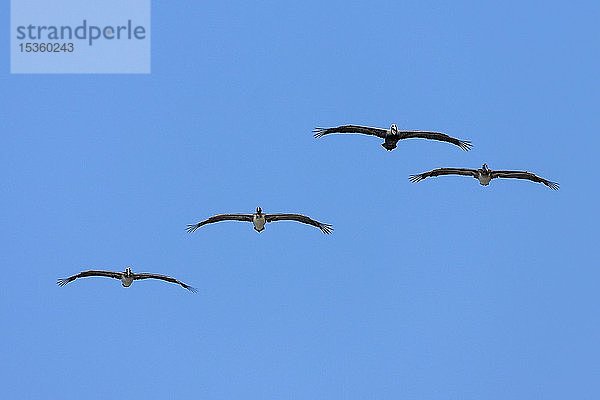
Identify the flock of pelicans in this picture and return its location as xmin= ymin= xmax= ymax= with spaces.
xmin=57 ymin=123 xmax=559 ymax=292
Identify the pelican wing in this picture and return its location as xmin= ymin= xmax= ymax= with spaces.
xmin=186 ymin=213 xmax=253 ymax=233
xmin=265 ymin=213 xmax=333 ymax=234
xmin=57 ymin=270 xmax=122 ymax=287
xmin=491 ymin=170 xmax=559 ymax=190
xmin=133 ymin=273 xmax=197 ymax=292
xmin=409 ymin=167 xmax=478 ymax=183
xmin=313 ymin=125 xmax=388 ymax=139
xmin=397 ymin=130 xmax=472 ymax=151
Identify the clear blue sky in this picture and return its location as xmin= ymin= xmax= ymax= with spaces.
xmin=2 ymin=1 xmax=599 ymax=398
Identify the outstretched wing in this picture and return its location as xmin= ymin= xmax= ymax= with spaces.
xmin=186 ymin=214 xmax=253 ymax=233
xmin=313 ymin=125 xmax=388 ymax=139
xmin=397 ymin=130 xmax=472 ymax=151
xmin=409 ymin=168 xmax=479 ymax=183
xmin=133 ymin=273 xmax=198 ymax=292
xmin=57 ymin=270 xmax=122 ymax=287
xmin=265 ymin=213 xmax=334 ymax=234
xmin=491 ymin=170 xmax=559 ymax=190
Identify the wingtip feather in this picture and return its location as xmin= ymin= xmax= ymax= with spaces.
xmin=409 ymin=175 xmax=423 ymax=183
xmin=185 ymin=224 xmax=200 ymax=234
xmin=459 ymin=140 xmax=473 ymax=151
xmin=547 ymin=181 xmax=560 ymax=190
xmin=320 ymin=223 xmax=334 ymax=234
xmin=312 ymin=127 xmax=327 ymax=138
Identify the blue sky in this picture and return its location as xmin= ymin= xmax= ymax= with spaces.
xmin=2 ymin=1 xmax=599 ymax=398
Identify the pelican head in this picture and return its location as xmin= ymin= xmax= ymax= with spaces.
xmin=390 ymin=124 xmax=398 ymax=135
xmin=256 ymin=206 xmax=262 ymax=214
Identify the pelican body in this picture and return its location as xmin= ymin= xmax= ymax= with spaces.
xmin=252 ymin=208 xmax=267 ymax=232
xmin=121 ymin=267 xmax=134 ymax=287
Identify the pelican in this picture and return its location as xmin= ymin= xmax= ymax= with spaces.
xmin=313 ymin=123 xmax=472 ymax=151
xmin=57 ymin=267 xmax=197 ymax=292
xmin=409 ymin=163 xmax=559 ymax=189
xmin=186 ymin=207 xmax=333 ymax=234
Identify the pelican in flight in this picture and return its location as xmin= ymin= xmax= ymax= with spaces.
xmin=409 ymin=163 xmax=559 ymax=190
xmin=313 ymin=123 xmax=472 ymax=151
xmin=186 ymin=207 xmax=333 ymax=234
xmin=57 ymin=267 xmax=197 ymax=292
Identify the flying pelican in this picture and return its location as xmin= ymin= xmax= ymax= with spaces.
xmin=57 ymin=267 xmax=197 ymax=292
xmin=186 ymin=207 xmax=333 ymax=234
xmin=409 ymin=163 xmax=559 ymax=189
xmin=313 ymin=123 xmax=472 ymax=151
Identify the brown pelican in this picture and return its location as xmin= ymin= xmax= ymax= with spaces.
xmin=186 ymin=207 xmax=333 ymax=234
xmin=409 ymin=163 xmax=559 ymax=190
xmin=313 ymin=123 xmax=472 ymax=151
xmin=57 ymin=267 xmax=197 ymax=292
